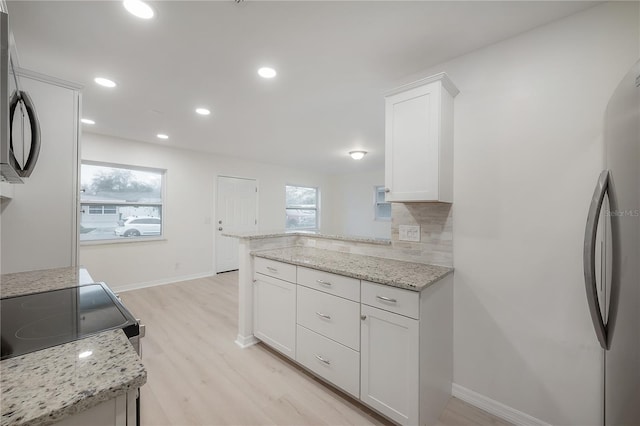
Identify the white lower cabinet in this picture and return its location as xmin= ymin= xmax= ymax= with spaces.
xmin=253 ymin=272 xmax=296 ymax=359
xmin=360 ymin=304 xmax=419 ymax=425
xmin=54 ymin=390 xmax=137 ymax=426
xmin=252 ymin=258 xmax=453 ymax=426
xmin=296 ymin=325 xmax=360 ymax=398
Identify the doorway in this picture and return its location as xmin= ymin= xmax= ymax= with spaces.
xmin=216 ymin=176 xmax=258 ymax=273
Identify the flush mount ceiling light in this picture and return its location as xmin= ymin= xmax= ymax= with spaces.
xmin=157 ymin=133 xmax=169 ymax=140
xmin=81 ymin=118 xmax=95 ymax=125
xmin=195 ymin=107 xmax=211 ymax=116
xmin=349 ymin=150 xmax=367 ymax=160
xmin=123 ymin=0 xmax=154 ymax=19
xmin=258 ymin=67 xmax=277 ymax=79
xmin=94 ymin=77 xmax=116 ymax=88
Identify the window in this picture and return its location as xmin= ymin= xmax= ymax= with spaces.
xmin=80 ymin=162 xmax=164 ymax=242
xmin=374 ymin=186 xmax=391 ymax=221
xmin=285 ymin=185 xmax=318 ymax=230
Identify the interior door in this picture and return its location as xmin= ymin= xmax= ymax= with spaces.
xmin=603 ymin=60 xmax=640 ymax=426
xmin=215 ymin=176 xmax=257 ymax=273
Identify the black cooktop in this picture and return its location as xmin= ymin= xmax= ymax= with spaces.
xmin=1 ymin=283 xmax=138 ymax=360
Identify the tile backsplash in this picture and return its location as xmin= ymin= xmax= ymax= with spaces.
xmin=294 ymin=202 xmax=453 ymax=267
xmin=391 ymin=203 xmax=453 ymax=267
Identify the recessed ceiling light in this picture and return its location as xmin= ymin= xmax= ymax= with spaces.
xmin=349 ymin=150 xmax=367 ymax=160
xmin=195 ymin=108 xmax=211 ymax=116
xmin=123 ymin=0 xmax=154 ymax=19
xmin=78 ymin=350 xmax=93 ymax=359
xmin=94 ymin=77 xmax=116 ymax=88
xmin=258 ymin=67 xmax=277 ymax=79
xmin=81 ymin=118 xmax=95 ymax=125
xmin=157 ymin=133 xmax=169 ymax=140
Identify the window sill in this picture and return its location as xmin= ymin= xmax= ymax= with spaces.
xmin=80 ymin=237 xmax=167 ymax=246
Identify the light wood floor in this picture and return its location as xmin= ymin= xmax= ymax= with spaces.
xmin=120 ymin=272 xmax=512 ymax=426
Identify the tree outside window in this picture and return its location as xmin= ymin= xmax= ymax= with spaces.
xmin=80 ymin=162 xmax=164 ymax=242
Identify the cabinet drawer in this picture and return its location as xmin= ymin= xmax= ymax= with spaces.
xmin=297 ymin=285 xmax=360 ymax=351
xmin=361 ymin=281 xmax=419 ymax=320
xmin=254 ymin=257 xmax=296 ymax=283
xmin=297 ymin=266 xmax=360 ymax=302
xmin=296 ymin=325 xmax=360 ymax=398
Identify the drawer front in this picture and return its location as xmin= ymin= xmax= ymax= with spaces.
xmin=297 ymin=266 xmax=360 ymax=302
xmin=297 ymin=285 xmax=360 ymax=351
xmin=296 ymin=325 xmax=360 ymax=398
xmin=361 ymin=281 xmax=419 ymax=319
xmin=254 ymin=257 xmax=296 ymax=283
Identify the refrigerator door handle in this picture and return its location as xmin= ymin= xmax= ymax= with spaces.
xmin=583 ymin=170 xmax=610 ymax=350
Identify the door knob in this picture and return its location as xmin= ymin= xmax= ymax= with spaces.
xmin=218 ymin=227 xmax=223 ymax=231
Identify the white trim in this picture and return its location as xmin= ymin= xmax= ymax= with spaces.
xmin=235 ymin=334 xmax=259 ymax=348
xmin=115 ymin=271 xmax=214 ymax=293
xmin=385 ymin=72 xmax=459 ymax=98
xmin=452 ymin=383 xmax=551 ymax=426
xmin=17 ymin=67 xmax=83 ymax=90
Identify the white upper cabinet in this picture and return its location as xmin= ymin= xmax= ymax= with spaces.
xmin=384 ymin=73 xmax=458 ymax=203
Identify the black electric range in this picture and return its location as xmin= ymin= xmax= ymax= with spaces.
xmin=0 ymin=283 xmax=139 ymax=360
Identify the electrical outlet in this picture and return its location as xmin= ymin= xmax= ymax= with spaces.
xmin=399 ymin=225 xmax=420 ymax=242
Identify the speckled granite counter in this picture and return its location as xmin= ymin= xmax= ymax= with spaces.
xmin=0 ymin=267 xmax=146 ymax=426
xmin=223 ymin=230 xmax=391 ymax=246
xmin=0 ymin=330 xmax=146 ymax=426
xmin=252 ymin=246 xmax=452 ymax=291
xmin=0 ymin=266 xmax=94 ymax=299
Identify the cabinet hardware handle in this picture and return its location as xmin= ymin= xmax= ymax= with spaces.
xmin=315 ymin=312 xmax=331 ymax=320
xmin=316 ymin=280 xmax=332 ymax=286
xmin=266 ymin=266 xmax=278 ymax=272
xmin=384 ymin=188 xmax=390 ymax=193
xmin=376 ymin=295 xmax=397 ymax=303
xmin=360 ymin=315 xmax=367 ymax=320
xmin=315 ymin=354 xmax=330 ymax=365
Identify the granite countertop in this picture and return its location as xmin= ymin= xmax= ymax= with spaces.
xmin=223 ymin=230 xmax=392 ymax=246
xmin=1 ymin=330 xmax=146 ymax=426
xmin=0 ymin=267 xmax=146 ymax=426
xmin=252 ymin=246 xmax=452 ymax=291
xmin=0 ymin=266 xmax=94 ymax=299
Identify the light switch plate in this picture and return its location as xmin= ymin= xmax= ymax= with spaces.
xmin=399 ymin=225 xmax=420 ymax=242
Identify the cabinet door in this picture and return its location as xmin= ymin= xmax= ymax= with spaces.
xmin=253 ymin=273 xmax=296 ymax=359
xmin=385 ymin=83 xmax=441 ymax=202
xmin=360 ymin=305 xmax=419 ymax=425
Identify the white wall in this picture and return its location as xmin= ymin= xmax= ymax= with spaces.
xmin=80 ymin=133 xmax=330 ymax=291
xmin=325 ymin=170 xmax=391 ymax=239
xmin=401 ymin=3 xmax=638 ymax=424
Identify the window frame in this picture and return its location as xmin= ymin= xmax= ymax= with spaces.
xmin=79 ymin=160 xmax=166 ymax=245
xmin=285 ymin=184 xmax=320 ymax=231
xmin=374 ymin=185 xmax=392 ymax=222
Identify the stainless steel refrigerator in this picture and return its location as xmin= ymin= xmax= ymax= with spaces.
xmin=584 ymin=60 xmax=640 ymax=425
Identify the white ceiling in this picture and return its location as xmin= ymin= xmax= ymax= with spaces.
xmin=7 ymin=1 xmax=597 ymax=175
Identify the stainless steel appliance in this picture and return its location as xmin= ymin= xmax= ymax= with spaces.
xmin=583 ymin=60 xmax=640 ymax=425
xmin=0 ymin=11 xmax=41 ymax=183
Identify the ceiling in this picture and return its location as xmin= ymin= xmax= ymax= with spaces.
xmin=6 ymin=1 xmax=597 ymax=175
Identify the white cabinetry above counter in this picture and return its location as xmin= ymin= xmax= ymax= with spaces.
xmin=249 ymin=248 xmax=453 ymax=426
xmin=384 ymin=73 xmax=458 ymax=203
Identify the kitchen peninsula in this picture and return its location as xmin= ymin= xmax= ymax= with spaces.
xmin=225 ymin=231 xmax=454 ymax=425
xmin=0 ymin=267 xmax=146 ymax=426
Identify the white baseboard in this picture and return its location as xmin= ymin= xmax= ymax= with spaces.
xmin=115 ymin=271 xmax=215 ymax=293
xmin=235 ymin=334 xmax=259 ymax=348
xmin=452 ymin=383 xmax=551 ymax=426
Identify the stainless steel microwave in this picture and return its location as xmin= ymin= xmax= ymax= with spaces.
xmin=1 ymin=11 xmax=40 ymax=183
